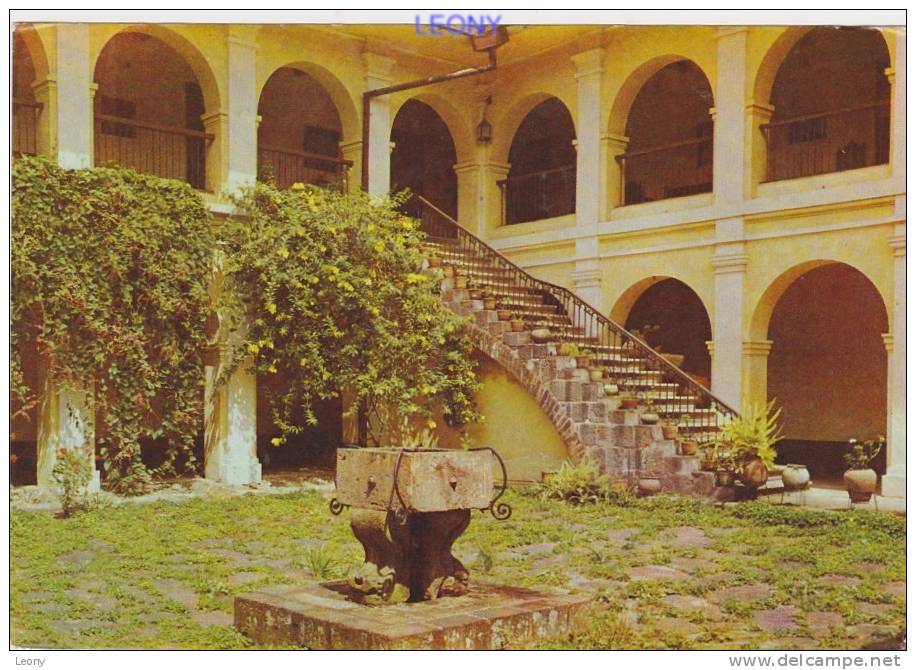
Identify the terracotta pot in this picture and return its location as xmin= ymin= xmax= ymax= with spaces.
xmin=715 ymin=470 xmax=736 ymax=487
xmin=510 ymin=319 xmax=526 ymax=332
xmin=454 ymin=276 xmax=468 ymax=289
xmin=575 ymin=355 xmax=590 ymax=368
xmin=427 ymin=256 xmax=441 ymax=268
xmin=468 ymin=288 xmax=484 ymax=300
xmin=441 ymin=264 xmax=455 ymax=278
xmin=620 ymin=398 xmax=638 ymax=410
xmin=661 ymin=424 xmax=679 ymax=440
xmin=700 ymin=457 xmax=716 ymax=472
xmin=497 ymin=310 xmax=512 ymax=321
xmin=589 ymin=368 xmax=604 ymax=382
xmin=483 ymin=298 xmax=497 ymax=310
xmin=781 ymin=463 xmax=810 ymax=491
xmin=637 ymin=477 xmax=662 ymax=497
xmin=739 ymin=458 xmax=769 ymax=489
xmin=640 ymin=412 xmax=660 ymax=425
xmin=531 ymin=328 xmax=552 ymax=343
xmin=678 ymin=440 xmax=698 ymax=456
xmin=844 ymin=468 xmax=877 ymax=503
xmin=603 ymin=383 xmax=619 ymax=396
xmin=662 ymin=353 xmax=685 ymax=368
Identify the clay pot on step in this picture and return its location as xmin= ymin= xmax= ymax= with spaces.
xmin=603 ymin=383 xmax=619 ymax=396
xmin=781 ymin=463 xmax=810 ymax=491
xmin=454 ymin=276 xmax=468 ymax=289
xmin=531 ymin=328 xmax=552 ymax=343
xmin=574 ymin=355 xmax=590 ymax=368
xmin=620 ymin=398 xmax=638 ymax=410
xmin=637 ymin=477 xmax=662 ymax=497
xmin=510 ymin=318 xmax=526 ymax=332
xmin=483 ymin=297 xmax=497 ymax=310
xmin=589 ymin=368 xmax=604 ymax=382
xmin=661 ymin=353 xmax=685 ymax=368
xmin=441 ymin=264 xmax=454 ymax=278
xmin=739 ymin=458 xmax=769 ymax=489
xmin=844 ymin=468 xmax=877 ymax=503
xmin=468 ymin=288 xmax=484 ymax=300
xmin=661 ymin=424 xmax=679 ymax=440
xmin=497 ymin=309 xmax=512 ymax=321
xmin=714 ymin=470 xmax=736 ymax=487
xmin=427 ymin=256 xmax=441 ymax=268
xmin=640 ymin=412 xmax=660 ymax=425
xmin=677 ymin=439 xmax=698 ymax=456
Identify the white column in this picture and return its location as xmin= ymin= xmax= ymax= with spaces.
xmin=54 ymin=24 xmax=93 ymax=168
xmin=572 ymin=48 xmax=605 ymax=307
xmin=742 ymin=339 xmax=773 ymax=410
xmin=710 ymin=219 xmax=748 ymax=409
xmin=204 ymin=347 xmax=261 ymax=486
xmin=889 ymin=31 xmax=905 ymax=181
xmin=224 ymin=29 xmax=259 ymax=194
xmin=882 ymin=228 xmax=905 ymax=497
xmin=36 ymin=378 xmax=100 ymax=493
xmin=712 ymin=27 xmax=749 ymax=207
xmin=745 ymin=103 xmax=775 ymax=190
xmin=339 ymin=140 xmax=363 ymax=194
xmin=454 ymin=158 xmax=486 ymax=235
xmin=363 ymin=52 xmax=395 ymax=196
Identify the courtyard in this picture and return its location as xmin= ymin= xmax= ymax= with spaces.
xmin=10 ymin=478 xmax=905 ymax=650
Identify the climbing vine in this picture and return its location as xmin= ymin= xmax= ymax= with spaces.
xmin=11 ymin=157 xmax=215 ymax=489
xmin=218 ymin=181 xmax=480 ymax=445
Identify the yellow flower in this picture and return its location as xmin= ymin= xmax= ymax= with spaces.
xmin=271 ymin=437 xmax=284 ymax=446
xmin=427 ymin=419 xmax=437 ymax=430
xmin=247 ymin=343 xmax=260 ymax=354
xmin=268 ymin=365 xmax=278 ymax=374
xmin=266 ymin=302 xmax=277 ymax=314
xmin=291 ymin=182 xmax=305 ymax=191
xmin=278 ymin=248 xmax=289 ymax=259
xmin=374 ymin=240 xmax=385 ymax=253
xmin=405 ymin=273 xmax=428 ymax=284
xmin=367 ymin=223 xmax=376 ymax=233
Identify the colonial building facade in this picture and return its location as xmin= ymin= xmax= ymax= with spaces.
xmin=11 ymin=23 xmax=906 ymax=496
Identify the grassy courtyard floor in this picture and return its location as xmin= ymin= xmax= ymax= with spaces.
xmin=10 ymin=486 xmax=905 ymax=650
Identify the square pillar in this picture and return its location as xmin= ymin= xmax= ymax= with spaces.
xmin=224 ymin=29 xmax=259 ymax=194
xmin=204 ymin=346 xmax=261 ymax=486
xmin=742 ymin=339 xmax=773 ymax=410
xmin=36 ymin=378 xmax=100 ymax=493
xmin=603 ymin=133 xmax=629 ymax=211
xmin=713 ymin=27 xmax=749 ymax=207
xmin=889 ymin=31 xmax=905 ymax=181
xmin=454 ymin=158 xmax=487 ymax=236
xmin=363 ymin=52 xmax=395 ymax=196
xmin=340 ymin=140 xmax=363 ymax=194
xmin=746 ymin=103 xmax=775 ymax=191
xmin=882 ymin=229 xmax=905 ymax=497
xmin=54 ymin=24 xmax=93 ymax=168
xmin=710 ymin=220 xmax=748 ymax=409
xmin=484 ymin=161 xmax=511 ymax=231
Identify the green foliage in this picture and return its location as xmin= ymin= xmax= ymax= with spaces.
xmin=218 ymin=181 xmax=480 ymax=443
xmin=538 ymin=460 xmax=634 ymax=505
xmin=108 ymin=456 xmax=154 ymax=497
xmin=12 ymin=157 xmax=214 ymax=483
xmin=303 ymin=545 xmax=336 ymax=579
xmin=844 ymin=436 xmax=884 ymax=470
xmin=706 ymin=400 xmax=783 ymax=468
xmin=51 ymin=447 xmax=93 ymax=517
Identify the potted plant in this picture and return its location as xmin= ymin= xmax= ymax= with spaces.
xmin=426 ymin=249 xmax=441 ymax=268
xmin=588 ymin=364 xmax=604 ymax=382
xmin=481 ymin=289 xmax=497 ymax=310
xmin=781 ymin=463 xmax=811 ymax=491
xmin=602 ymin=377 xmax=619 ymax=396
xmin=705 ymin=401 xmax=782 ymax=490
xmin=558 ymin=342 xmax=577 ymax=358
xmin=575 ymin=347 xmax=592 ymax=369
xmin=636 ymin=451 xmax=662 ymax=497
xmin=509 ymin=313 xmax=526 ymax=332
xmin=661 ymin=421 xmax=679 ymax=440
xmin=454 ymin=267 xmax=468 ymax=289
xmin=639 ymin=392 xmax=659 ymax=424
xmin=496 ymin=301 xmax=512 ymax=321
xmin=619 ymin=391 xmax=638 ymax=411
xmin=699 ymin=444 xmax=716 ymax=471
xmin=530 ymin=321 xmax=552 ymax=343
xmin=467 ymin=281 xmax=484 ymax=300
xmin=713 ymin=447 xmax=738 ymax=487
xmin=679 ymin=439 xmax=699 ymax=456
xmin=625 ymin=324 xmax=659 ymax=355
xmin=843 ymin=436 xmax=884 ymax=503
xmin=441 ymin=263 xmax=455 ymax=278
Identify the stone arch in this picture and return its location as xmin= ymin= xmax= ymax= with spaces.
xmin=256 ymin=61 xmax=360 ymax=145
xmin=608 ymin=55 xmax=714 ymax=136
xmin=491 ymin=91 xmax=576 ymax=165
xmin=12 ymin=23 xmax=49 ymax=83
xmin=93 ymin=25 xmax=221 ymax=117
xmin=390 ymin=92 xmax=475 ymax=166
xmin=609 ymin=275 xmax=712 ymax=326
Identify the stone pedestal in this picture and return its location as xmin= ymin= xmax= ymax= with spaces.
xmin=235 ymin=582 xmax=590 ymax=650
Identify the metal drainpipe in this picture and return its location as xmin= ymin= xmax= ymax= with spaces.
xmin=360 ymin=48 xmax=497 ymax=191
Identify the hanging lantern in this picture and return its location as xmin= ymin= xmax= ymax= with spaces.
xmin=477 ymin=96 xmax=493 ymax=144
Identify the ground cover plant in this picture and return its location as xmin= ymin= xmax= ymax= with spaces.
xmin=10 ymin=487 xmax=904 ymax=650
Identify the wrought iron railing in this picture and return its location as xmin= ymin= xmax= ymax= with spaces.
xmin=257 ymin=144 xmax=352 ymax=191
xmin=94 ymin=113 xmax=212 ymax=189
xmin=497 ymin=164 xmax=576 ymax=225
xmin=616 ymin=137 xmax=713 ymax=205
xmin=415 ymin=194 xmax=737 ymax=441
xmin=761 ymin=101 xmax=890 ymax=182
xmin=13 ymin=98 xmax=41 ymax=156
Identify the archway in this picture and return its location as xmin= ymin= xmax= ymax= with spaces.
xmin=390 ymin=98 xmax=458 ymax=219
xmin=620 ymin=60 xmax=714 ymax=205
xmin=503 ymin=97 xmax=576 ymax=225
xmin=764 ymin=263 xmax=888 ymax=483
xmin=12 ymin=30 xmax=40 ymax=156
xmin=618 ymin=278 xmax=712 ymax=384
xmin=762 ymin=28 xmax=891 ymax=182
xmin=94 ymin=31 xmax=214 ymax=189
xmin=257 ymin=66 xmax=349 ymax=190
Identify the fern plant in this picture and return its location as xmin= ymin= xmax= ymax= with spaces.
xmin=705 ymin=400 xmax=783 ymax=469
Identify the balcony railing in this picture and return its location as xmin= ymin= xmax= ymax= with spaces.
xmin=94 ymin=114 xmax=212 ymax=190
xmin=617 ymin=137 xmax=713 ymax=206
xmin=761 ymin=101 xmax=890 ymax=183
xmin=257 ymin=144 xmax=352 ymax=191
xmin=13 ymin=98 xmax=41 ymax=156
xmin=498 ymin=164 xmax=576 ymax=225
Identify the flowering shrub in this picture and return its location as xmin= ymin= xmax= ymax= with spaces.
xmin=51 ymin=447 xmax=93 ymax=517
xmin=12 ymin=157 xmax=214 ymax=484
xmin=218 ymin=182 xmax=480 ymax=445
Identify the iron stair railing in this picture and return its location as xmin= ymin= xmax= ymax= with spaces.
xmin=413 ymin=194 xmax=738 ymax=442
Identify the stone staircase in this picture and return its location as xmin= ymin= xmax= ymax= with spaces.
xmin=429 ymin=243 xmax=716 ymax=496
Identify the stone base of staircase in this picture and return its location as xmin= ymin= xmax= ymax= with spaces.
xmin=436 ymin=269 xmax=716 ymax=499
